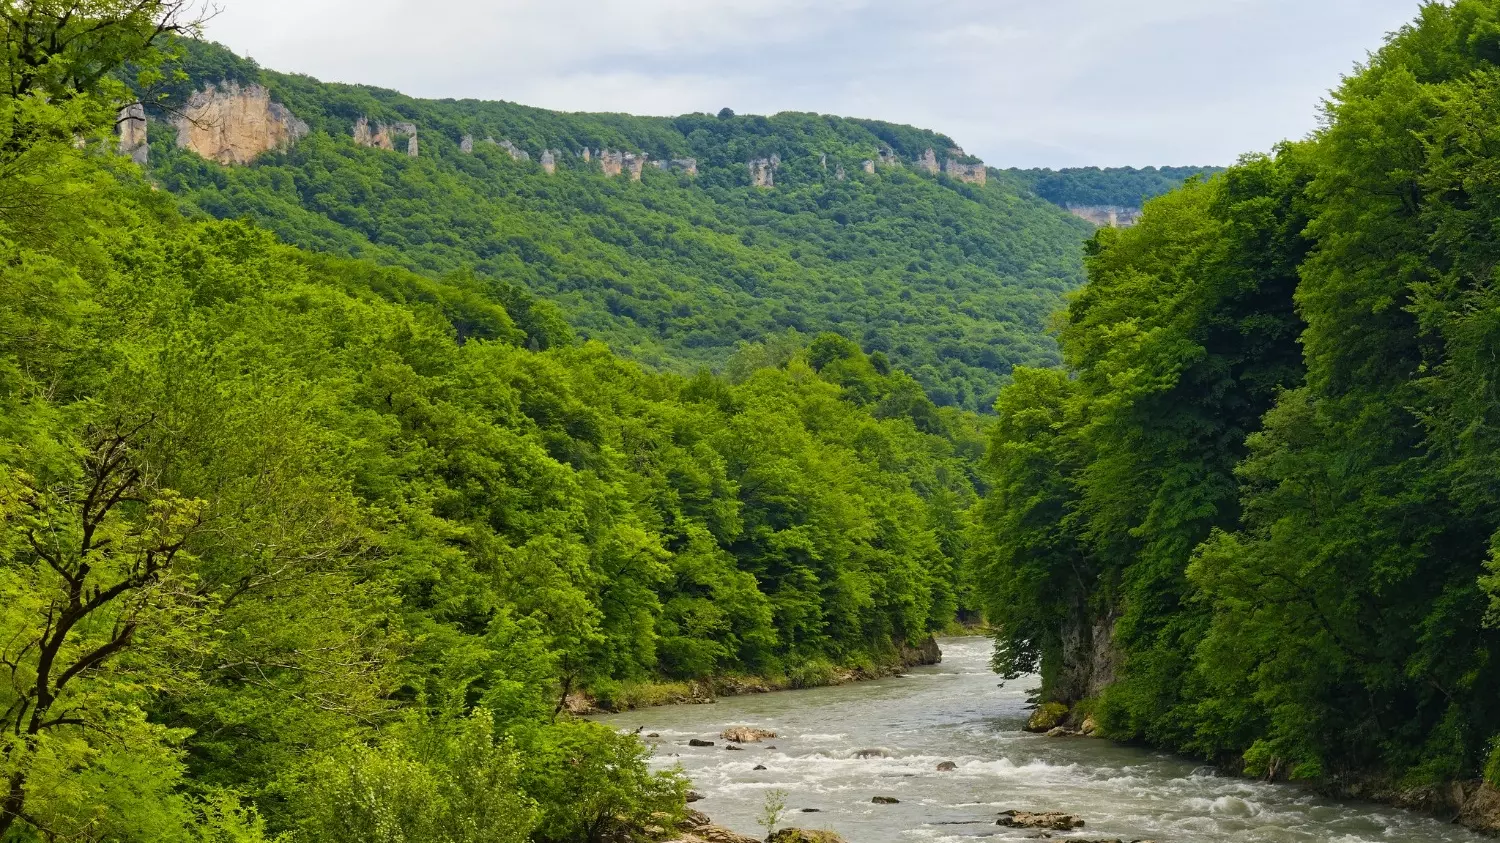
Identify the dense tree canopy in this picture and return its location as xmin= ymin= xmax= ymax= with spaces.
xmin=1004 ymin=165 xmax=1227 ymax=209
xmin=0 ymin=21 xmax=990 ymax=842
xmin=979 ymin=0 xmax=1500 ymax=792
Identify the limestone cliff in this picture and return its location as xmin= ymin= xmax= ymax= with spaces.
xmin=173 ymin=83 xmax=308 ymax=166
xmin=653 ymin=157 xmax=698 ymax=176
xmin=353 ymin=117 xmax=418 ymax=157
xmin=497 ymin=139 xmax=529 ymax=162
xmin=460 ymin=134 xmax=474 ymax=154
xmin=599 ymin=149 xmax=622 ymax=178
xmin=916 ymin=148 xmax=940 ymax=175
xmin=540 ymin=149 xmax=556 ymax=174
xmin=877 ymin=147 xmax=900 ymax=168
xmin=862 ymin=159 xmax=876 ymax=175
xmin=599 ymin=149 xmax=647 ymax=180
xmin=748 ymin=154 xmax=780 ymax=188
xmin=944 ymin=159 xmax=987 ymax=186
xmin=118 ymin=102 xmax=148 ymax=166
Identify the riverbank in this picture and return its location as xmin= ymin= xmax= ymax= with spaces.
xmin=566 ymin=635 xmax=944 ymax=715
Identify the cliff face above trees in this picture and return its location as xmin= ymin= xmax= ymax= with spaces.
xmin=173 ymin=82 xmax=309 ymax=165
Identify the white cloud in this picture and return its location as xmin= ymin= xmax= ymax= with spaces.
xmin=204 ymin=0 xmax=1423 ymax=167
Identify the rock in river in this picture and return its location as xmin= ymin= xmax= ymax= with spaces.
xmin=996 ymin=810 xmax=1086 ymax=830
xmin=767 ymin=831 xmax=849 ymax=843
xmin=936 ymin=761 xmax=957 ymax=771
xmin=689 ymin=739 xmax=715 ymax=747
xmin=721 ymin=725 xmax=777 ymax=743
xmin=872 ymin=796 xmax=900 ymax=804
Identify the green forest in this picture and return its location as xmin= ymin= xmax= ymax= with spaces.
xmin=0 ymin=6 xmax=989 ymax=841
xmin=138 ymin=40 xmax=1101 ymax=414
xmin=981 ymin=0 xmax=1500 ymax=797
xmin=1004 ymin=165 xmax=1226 ymax=209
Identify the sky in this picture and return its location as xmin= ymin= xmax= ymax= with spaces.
xmin=203 ymin=0 xmax=1423 ymax=169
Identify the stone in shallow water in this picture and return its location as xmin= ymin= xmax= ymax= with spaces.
xmin=767 ymin=831 xmax=848 ymax=843
xmin=872 ymin=796 xmax=900 ymax=804
xmin=937 ymin=760 xmax=957 ymax=771
xmin=721 ymin=725 xmax=777 ymax=743
xmin=689 ymin=739 xmax=715 ymax=747
xmin=996 ymin=810 xmax=1085 ymax=830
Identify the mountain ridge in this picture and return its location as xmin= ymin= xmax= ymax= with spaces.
xmin=133 ymin=39 xmax=1211 ymax=411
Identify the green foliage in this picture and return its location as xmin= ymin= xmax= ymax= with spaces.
xmin=294 ymin=712 xmax=538 ymax=843
xmin=980 ymin=0 xmax=1500 ymax=790
xmin=1004 ymin=165 xmax=1227 ymax=208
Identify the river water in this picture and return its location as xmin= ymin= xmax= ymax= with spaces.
xmin=597 ymin=637 xmax=1489 ymax=843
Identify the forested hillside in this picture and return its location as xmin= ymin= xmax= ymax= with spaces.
xmin=979 ymin=0 xmax=1500 ymax=807
xmin=130 ymin=40 xmax=1105 ymax=412
xmin=0 ymin=7 xmax=986 ymax=840
xmin=1004 ymin=165 xmax=1225 ymax=210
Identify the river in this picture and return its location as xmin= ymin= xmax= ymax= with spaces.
xmin=597 ymin=637 xmax=1489 ymax=843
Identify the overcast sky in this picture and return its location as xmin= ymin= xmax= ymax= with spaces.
xmin=203 ymin=0 xmax=1423 ymax=169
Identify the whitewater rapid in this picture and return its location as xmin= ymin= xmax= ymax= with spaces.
xmin=596 ymin=637 xmax=1489 ymax=842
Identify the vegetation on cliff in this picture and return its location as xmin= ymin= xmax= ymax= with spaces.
xmin=0 ymin=8 xmax=985 ymax=840
xmin=979 ymin=0 xmax=1500 ymax=793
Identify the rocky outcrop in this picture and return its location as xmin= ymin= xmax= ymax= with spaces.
xmin=671 ymin=810 xmax=761 ymax=843
xmin=862 ymin=159 xmax=876 ymax=174
xmin=540 ymin=149 xmax=556 ymax=174
xmin=118 ymin=103 xmax=148 ymax=165
xmin=354 ymin=117 xmax=418 ymax=157
xmin=944 ymin=159 xmax=987 ymax=185
xmin=877 ymin=147 xmax=900 ymax=167
xmin=173 ymin=83 xmax=308 ymax=166
xmin=1067 ymin=205 xmax=1142 ymax=228
xmin=580 ymin=147 xmax=592 ymax=162
xmin=916 ymin=147 xmax=940 ymax=174
xmin=600 ymin=149 xmax=622 ymax=177
xmin=899 ymin=635 xmax=943 ymax=668
xmin=721 ymin=726 xmax=776 ymax=743
xmin=654 ymin=157 xmax=698 ymax=176
xmin=749 ymin=154 xmax=780 ymax=188
xmin=460 ymin=134 xmax=474 ymax=154
xmin=835 ymin=164 xmax=847 ymax=180
xmin=497 ymin=138 xmax=529 ymax=161
xmin=599 ymin=149 xmax=645 ymax=179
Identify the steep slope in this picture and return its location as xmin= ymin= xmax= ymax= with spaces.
xmin=131 ymin=40 xmax=1106 ymax=411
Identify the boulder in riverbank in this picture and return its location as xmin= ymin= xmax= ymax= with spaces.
xmin=996 ymin=810 xmax=1085 ymax=830
xmin=1025 ymin=702 xmax=1070 ymax=733
xmin=672 ymin=810 xmax=761 ymax=843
